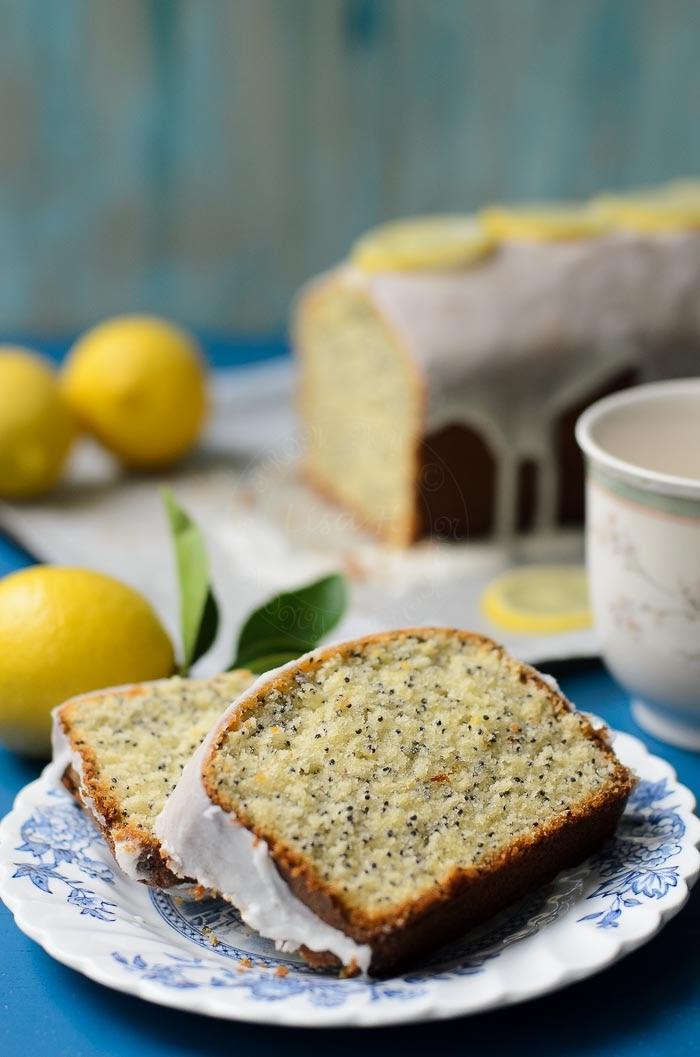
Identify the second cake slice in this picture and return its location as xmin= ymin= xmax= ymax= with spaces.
xmin=53 ymin=669 xmax=254 ymax=886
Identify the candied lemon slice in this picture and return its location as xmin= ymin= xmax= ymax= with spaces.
xmin=481 ymin=565 xmax=592 ymax=635
xmin=591 ymin=191 xmax=700 ymax=233
xmin=352 ymin=216 xmax=495 ymax=273
xmin=479 ymin=204 xmax=607 ymax=242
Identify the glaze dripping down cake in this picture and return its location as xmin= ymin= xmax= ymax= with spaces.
xmin=294 ymin=186 xmax=700 ymax=544
xmin=52 ymin=669 xmax=254 ymax=886
xmin=156 ymin=628 xmax=635 ymax=974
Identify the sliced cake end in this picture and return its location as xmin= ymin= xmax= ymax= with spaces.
xmin=52 ymin=669 xmax=254 ymax=886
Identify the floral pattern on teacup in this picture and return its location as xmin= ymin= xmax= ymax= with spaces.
xmin=591 ymin=509 xmax=700 ymax=664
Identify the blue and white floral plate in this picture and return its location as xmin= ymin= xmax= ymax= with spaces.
xmin=1 ymin=724 xmax=698 ymax=1028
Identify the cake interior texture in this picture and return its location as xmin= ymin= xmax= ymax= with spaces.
xmin=207 ymin=631 xmax=633 ymax=927
xmin=61 ymin=670 xmax=253 ymax=848
xmin=297 ymin=282 xmax=420 ymax=543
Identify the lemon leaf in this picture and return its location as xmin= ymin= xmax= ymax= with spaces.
xmin=162 ymin=488 xmax=219 ymax=672
xmin=191 ymin=588 xmax=220 ymax=671
xmin=243 ymin=652 xmax=301 ymax=675
xmin=230 ymin=573 xmax=347 ymax=672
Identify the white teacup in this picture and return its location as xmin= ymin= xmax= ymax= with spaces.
xmin=576 ymin=379 xmax=700 ymax=751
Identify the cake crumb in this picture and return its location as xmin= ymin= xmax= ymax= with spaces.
xmin=237 ymin=487 xmax=257 ymax=509
xmin=341 ymin=552 xmax=368 ymax=582
xmin=209 ymin=629 xmax=629 ymax=916
xmin=274 ymin=965 xmax=289 ymax=978
xmin=202 ymin=926 xmax=219 ymax=947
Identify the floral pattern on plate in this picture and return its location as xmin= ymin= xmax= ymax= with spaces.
xmin=1 ymin=725 xmax=698 ymax=1027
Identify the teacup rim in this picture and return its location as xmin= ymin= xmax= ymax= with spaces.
xmin=575 ymin=377 xmax=700 ymax=501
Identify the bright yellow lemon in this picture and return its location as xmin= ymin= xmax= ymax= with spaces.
xmin=0 ymin=566 xmax=175 ymax=756
xmin=481 ymin=565 xmax=592 ymax=635
xmin=0 ymin=348 xmax=76 ymax=499
xmin=62 ymin=315 xmax=208 ymax=469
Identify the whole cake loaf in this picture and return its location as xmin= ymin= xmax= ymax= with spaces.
xmin=156 ymin=628 xmax=634 ymax=975
xmin=294 ymin=187 xmax=700 ymax=544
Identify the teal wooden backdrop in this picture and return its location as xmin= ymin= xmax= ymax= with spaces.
xmin=0 ymin=0 xmax=699 ymax=334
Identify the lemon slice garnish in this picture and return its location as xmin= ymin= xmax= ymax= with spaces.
xmin=479 ymin=204 xmax=608 ymax=242
xmin=591 ymin=190 xmax=700 ymax=233
xmin=664 ymin=178 xmax=700 ymax=202
xmin=481 ymin=565 xmax=592 ymax=635
xmin=351 ymin=216 xmax=496 ymax=273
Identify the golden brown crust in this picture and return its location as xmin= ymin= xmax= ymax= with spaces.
xmin=61 ymin=759 xmax=183 ymax=887
xmin=57 ymin=684 xmax=187 ymax=888
xmin=277 ymin=769 xmax=630 ymax=974
xmin=203 ymin=628 xmax=636 ymax=973
xmin=293 ymin=271 xmax=427 ymax=547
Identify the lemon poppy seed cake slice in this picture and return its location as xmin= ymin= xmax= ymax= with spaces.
xmin=156 ymin=629 xmax=635 ymax=974
xmin=52 ymin=669 xmax=254 ymax=886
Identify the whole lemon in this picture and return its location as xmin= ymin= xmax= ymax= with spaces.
xmin=0 ymin=348 xmax=76 ymax=498
xmin=0 ymin=566 xmax=175 ymax=757
xmin=62 ymin=315 xmax=207 ymax=468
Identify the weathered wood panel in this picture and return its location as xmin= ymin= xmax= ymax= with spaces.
xmin=0 ymin=0 xmax=698 ymax=333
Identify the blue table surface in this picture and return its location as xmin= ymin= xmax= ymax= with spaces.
xmin=1 ymin=341 xmax=698 ymax=1056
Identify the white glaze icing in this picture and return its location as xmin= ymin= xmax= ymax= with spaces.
xmin=112 ymin=838 xmax=144 ymax=878
xmin=155 ymin=657 xmax=373 ymax=973
xmin=361 ymin=233 xmax=700 ymax=390
xmin=538 ymin=672 xmax=561 ymax=694
xmin=52 ymin=696 xmax=149 ymax=882
xmin=51 ymin=706 xmax=108 ymax=829
xmin=306 ymin=232 xmax=700 ymax=537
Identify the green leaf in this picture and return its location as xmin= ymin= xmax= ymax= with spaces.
xmin=230 ymin=573 xmax=347 ymax=673
xmin=162 ymin=487 xmax=220 ymax=672
xmin=243 ymin=652 xmax=301 ymax=675
xmin=191 ymin=589 xmax=220 ymax=668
